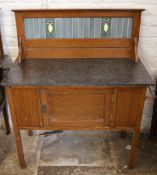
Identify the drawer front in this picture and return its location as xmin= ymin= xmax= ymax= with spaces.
xmin=11 ymin=88 xmax=41 ymax=127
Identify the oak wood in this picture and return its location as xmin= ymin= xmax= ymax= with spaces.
xmin=17 ymin=126 xmax=134 ymax=131
xmin=25 ymin=38 xmax=133 ymax=48
xmin=114 ymin=88 xmax=142 ymax=127
xmin=40 ymin=88 xmax=106 ymax=128
xmin=128 ymin=87 xmax=146 ymax=168
xmin=11 ymin=88 xmax=41 ymax=127
xmin=5 ymin=87 xmax=26 ymax=168
xmin=15 ymin=13 xmax=25 ymax=60
xmin=8 ymin=86 xmax=146 ymax=130
xmin=25 ymin=48 xmax=132 ymax=59
xmin=12 ymin=9 xmax=144 ymax=18
xmin=13 ymin=9 xmax=143 ymax=61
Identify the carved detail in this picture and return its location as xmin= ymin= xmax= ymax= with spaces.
xmin=17 ymin=37 xmax=22 ymax=64
xmin=134 ymin=37 xmax=139 ymax=63
xmin=110 ymin=89 xmax=117 ymax=127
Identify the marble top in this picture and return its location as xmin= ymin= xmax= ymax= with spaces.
xmin=1 ymin=58 xmax=153 ymax=87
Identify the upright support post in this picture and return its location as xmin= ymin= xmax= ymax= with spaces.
xmin=128 ymin=129 xmax=140 ymax=168
xmin=2 ymin=104 xmax=10 ymax=135
xmin=14 ymin=129 xmax=26 ymax=168
xmin=128 ymin=87 xmax=146 ymax=168
xmin=5 ymin=87 xmax=26 ymax=168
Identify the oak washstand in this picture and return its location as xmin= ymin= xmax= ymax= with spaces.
xmin=1 ymin=9 xmax=153 ymax=168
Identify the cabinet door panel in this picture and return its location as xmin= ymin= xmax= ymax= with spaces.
xmin=11 ymin=88 xmax=40 ymax=127
xmin=40 ymin=88 xmax=114 ymax=128
xmin=114 ymin=88 xmax=142 ymax=127
xmin=39 ymin=87 xmax=145 ymax=129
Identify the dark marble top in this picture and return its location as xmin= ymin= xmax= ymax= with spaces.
xmin=1 ymin=58 xmax=153 ymax=87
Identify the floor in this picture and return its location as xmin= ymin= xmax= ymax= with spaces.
xmin=0 ymin=121 xmax=157 ymax=175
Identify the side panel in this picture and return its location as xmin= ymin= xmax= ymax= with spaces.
xmin=114 ymin=87 xmax=145 ymax=127
xmin=11 ymin=88 xmax=41 ymax=127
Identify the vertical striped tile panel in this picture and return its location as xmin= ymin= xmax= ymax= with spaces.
xmin=117 ymin=18 xmax=123 ymax=38
xmin=38 ymin=18 xmax=46 ymax=38
xmin=55 ymin=18 xmax=62 ymax=38
xmin=24 ymin=17 xmax=133 ymax=39
xmin=61 ymin=18 xmax=67 ymax=38
xmin=24 ymin=18 xmax=34 ymax=39
xmin=89 ymin=18 xmax=94 ymax=38
xmin=94 ymin=18 xmax=101 ymax=38
xmin=33 ymin=18 xmax=40 ymax=38
xmin=78 ymin=18 xmax=84 ymax=38
xmin=84 ymin=18 xmax=90 ymax=38
xmin=127 ymin=18 xmax=132 ymax=38
xmin=73 ymin=18 xmax=79 ymax=38
xmin=66 ymin=18 xmax=73 ymax=38
xmin=24 ymin=18 xmax=29 ymax=39
xmin=110 ymin=18 xmax=118 ymax=38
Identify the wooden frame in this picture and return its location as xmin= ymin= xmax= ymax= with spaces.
xmin=13 ymin=9 xmax=143 ymax=61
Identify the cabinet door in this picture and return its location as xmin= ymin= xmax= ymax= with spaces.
xmin=39 ymin=88 xmax=114 ymax=129
xmin=114 ymin=88 xmax=144 ymax=128
xmin=11 ymin=88 xmax=41 ymax=127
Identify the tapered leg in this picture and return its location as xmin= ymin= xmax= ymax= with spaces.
xmin=128 ymin=130 xmax=140 ymax=169
xmin=3 ymin=104 xmax=10 ymax=135
xmin=28 ymin=130 xmax=33 ymax=136
xmin=14 ymin=129 xmax=26 ymax=168
xmin=5 ymin=87 xmax=26 ymax=168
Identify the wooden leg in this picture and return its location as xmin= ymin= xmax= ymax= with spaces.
xmin=128 ymin=130 xmax=140 ymax=169
xmin=2 ymin=104 xmax=11 ymax=135
xmin=28 ymin=130 xmax=33 ymax=136
xmin=120 ymin=131 xmax=127 ymax=138
xmin=13 ymin=129 xmax=26 ymax=169
xmin=6 ymin=87 xmax=26 ymax=168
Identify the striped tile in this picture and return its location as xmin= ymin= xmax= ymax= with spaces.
xmin=24 ymin=17 xmax=133 ymax=39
